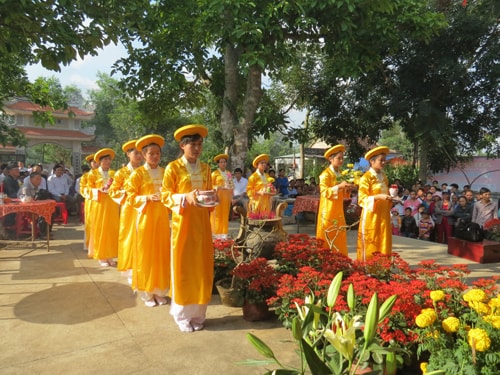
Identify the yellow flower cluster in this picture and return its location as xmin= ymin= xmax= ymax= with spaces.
xmin=463 ymin=288 xmax=488 ymax=303
xmin=415 ymin=308 xmax=437 ymax=328
xmin=442 ymin=316 xmax=460 ymax=333
xmin=467 ymin=328 xmax=491 ymax=352
xmin=430 ymin=290 xmax=445 ymax=302
xmin=337 ymin=164 xmax=363 ymax=184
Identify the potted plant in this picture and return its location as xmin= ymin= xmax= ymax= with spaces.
xmin=231 ymin=257 xmax=281 ymax=321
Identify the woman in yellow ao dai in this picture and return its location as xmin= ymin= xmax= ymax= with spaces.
xmin=210 ymin=154 xmax=233 ymax=238
xmin=356 ymin=146 xmax=393 ymax=262
xmin=86 ymin=148 xmax=119 ymax=267
xmin=125 ymin=134 xmax=170 ymax=307
xmin=79 ymin=154 xmax=98 ymax=250
xmin=247 ymin=154 xmax=273 ymax=217
xmin=107 ymin=140 xmax=143 ymax=278
xmin=316 ymin=145 xmax=354 ymax=256
xmin=161 ymin=124 xmax=213 ymax=333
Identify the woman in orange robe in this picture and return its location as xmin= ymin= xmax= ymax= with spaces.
xmin=356 ymin=146 xmax=393 ymax=261
xmin=86 ymin=148 xmax=119 ymax=266
xmin=126 ymin=134 xmax=170 ymax=307
xmin=79 ymin=154 xmax=98 ymax=251
xmin=210 ymin=153 xmax=233 ymax=238
xmin=161 ymin=124 xmax=213 ymax=332
xmin=108 ymin=140 xmax=143 ymax=281
xmin=246 ymin=154 xmax=274 ymax=218
xmin=316 ymin=145 xmax=354 ymax=256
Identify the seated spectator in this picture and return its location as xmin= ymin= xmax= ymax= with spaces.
xmin=48 ymin=164 xmax=78 ymax=215
xmin=231 ymin=167 xmax=248 ymax=210
xmin=276 ymin=169 xmax=289 ymax=196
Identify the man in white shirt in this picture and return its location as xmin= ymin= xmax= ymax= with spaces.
xmin=232 ymin=167 xmax=248 ymax=209
xmin=23 ymin=164 xmax=47 ymax=190
xmin=48 ymin=164 xmax=77 ymax=214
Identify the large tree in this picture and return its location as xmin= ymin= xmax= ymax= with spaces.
xmin=0 ymin=0 xmax=147 ymax=145
xmin=113 ymin=0 xmax=445 ymax=168
xmin=310 ymin=0 xmax=500 ymax=179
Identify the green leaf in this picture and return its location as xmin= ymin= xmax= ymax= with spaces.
xmin=363 ymin=293 xmax=379 ymax=345
xmin=301 ymin=338 xmax=332 ymax=375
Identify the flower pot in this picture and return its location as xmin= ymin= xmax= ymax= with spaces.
xmin=215 ymin=278 xmax=244 ymax=307
xmin=242 ymin=300 xmax=273 ymax=321
xmin=246 ymin=216 xmax=287 ymax=259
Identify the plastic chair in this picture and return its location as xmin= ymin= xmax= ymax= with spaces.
xmin=53 ymin=202 xmax=68 ymax=225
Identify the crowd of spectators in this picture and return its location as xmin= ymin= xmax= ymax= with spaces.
xmin=389 ymin=179 xmax=499 ymax=244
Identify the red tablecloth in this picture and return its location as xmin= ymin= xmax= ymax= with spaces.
xmin=292 ymin=195 xmax=320 ymax=215
xmin=0 ymin=199 xmax=57 ymax=224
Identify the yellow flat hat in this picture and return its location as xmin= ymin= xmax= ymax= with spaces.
xmin=121 ymin=140 xmax=137 ymax=153
xmin=174 ymin=124 xmax=208 ymax=142
xmin=85 ymin=154 xmax=95 ymax=162
xmin=324 ymin=144 xmax=345 ymax=159
xmin=252 ymin=153 xmax=269 ymax=168
xmin=135 ymin=134 xmax=165 ymax=151
xmin=94 ymin=148 xmax=116 ymax=162
xmin=214 ymin=153 xmax=229 ymax=163
xmin=365 ymin=146 xmax=389 ymax=161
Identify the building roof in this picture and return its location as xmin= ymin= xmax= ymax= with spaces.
xmin=19 ymin=127 xmax=95 ymax=142
xmin=3 ymin=98 xmax=95 ymax=119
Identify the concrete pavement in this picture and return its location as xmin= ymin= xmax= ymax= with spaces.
xmin=1 ymin=217 xmax=498 ymax=374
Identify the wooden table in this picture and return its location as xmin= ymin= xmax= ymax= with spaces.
xmin=0 ymin=199 xmax=57 ymax=250
xmin=292 ymin=195 xmax=320 ymax=232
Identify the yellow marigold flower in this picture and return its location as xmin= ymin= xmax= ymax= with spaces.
xmin=442 ymin=316 xmax=460 ymax=333
xmin=468 ymin=301 xmax=491 ymax=315
xmin=347 ymin=163 xmax=354 ymax=169
xmin=488 ymin=295 xmax=500 ymax=309
xmin=463 ymin=289 xmax=488 ymax=303
xmin=430 ymin=290 xmax=446 ymax=302
xmin=420 ymin=362 xmax=428 ymax=374
xmin=416 ymin=313 xmax=435 ymax=328
xmin=468 ymin=328 xmax=491 ymax=352
xmin=267 ymin=177 xmax=275 ymax=183
xmin=341 ymin=169 xmax=349 ymax=176
xmin=483 ymin=315 xmax=500 ymax=329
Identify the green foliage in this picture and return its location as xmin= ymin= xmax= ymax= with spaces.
xmin=384 ymin=164 xmax=420 ymax=189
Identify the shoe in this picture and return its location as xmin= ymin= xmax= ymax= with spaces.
xmin=144 ymin=298 xmax=157 ymax=307
xmin=154 ymin=295 xmax=168 ymax=305
xmin=99 ymin=260 xmax=109 ymax=267
xmin=178 ymin=322 xmax=194 ymax=333
xmin=106 ymin=259 xmax=117 ymax=267
xmin=191 ymin=322 xmax=204 ymax=331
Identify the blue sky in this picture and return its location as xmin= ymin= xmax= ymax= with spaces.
xmin=25 ymin=43 xmax=127 ymax=95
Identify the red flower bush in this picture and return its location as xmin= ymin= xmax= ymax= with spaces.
xmin=231 ymin=257 xmax=280 ymax=304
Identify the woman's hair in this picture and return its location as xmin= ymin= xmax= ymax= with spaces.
xmin=142 ymin=143 xmax=161 ymax=152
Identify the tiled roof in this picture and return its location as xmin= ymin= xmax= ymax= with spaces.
xmin=3 ymin=98 xmax=94 ymax=119
xmin=19 ymin=127 xmax=95 ymax=141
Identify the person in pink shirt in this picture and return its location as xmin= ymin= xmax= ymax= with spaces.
xmin=403 ymin=190 xmax=421 ymax=216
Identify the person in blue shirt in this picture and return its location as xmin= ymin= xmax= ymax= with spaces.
xmin=276 ymin=169 xmax=289 ymax=196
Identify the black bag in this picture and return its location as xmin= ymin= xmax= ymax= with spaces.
xmin=34 ymin=189 xmax=53 ymax=201
xmin=455 ymin=222 xmax=483 ymax=242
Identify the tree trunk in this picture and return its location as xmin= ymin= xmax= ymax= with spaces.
xmin=418 ymin=139 xmax=428 ymax=182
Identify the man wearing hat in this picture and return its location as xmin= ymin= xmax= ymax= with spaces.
xmin=108 ymin=140 xmax=143 ymax=280
xmin=126 ymin=134 xmax=170 ymax=307
xmin=316 ymin=144 xmax=355 ymax=256
xmin=247 ymin=154 xmax=274 ymax=217
xmin=210 ymin=154 xmax=233 ymax=239
xmin=86 ymin=148 xmax=119 ymax=267
xmin=357 ymin=146 xmax=393 ymax=261
xmin=161 ymin=124 xmax=213 ymax=332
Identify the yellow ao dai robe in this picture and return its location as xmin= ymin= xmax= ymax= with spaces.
xmin=247 ymin=171 xmax=272 ymax=217
xmin=210 ymin=169 xmax=233 ymax=236
xmin=108 ymin=164 xmax=137 ymax=272
xmin=125 ymin=165 xmax=170 ymax=295
xmin=79 ymin=171 xmax=93 ymax=249
xmin=356 ymin=168 xmax=392 ymax=261
xmin=316 ymin=167 xmax=350 ymax=255
xmin=161 ymin=158 xmax=213 ymax=307
xmin=86 ymin=167 xmax=119 ymax=260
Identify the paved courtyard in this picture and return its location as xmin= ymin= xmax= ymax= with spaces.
xmin=1 ymin=216 xmax=499 ymax=374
